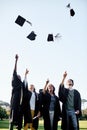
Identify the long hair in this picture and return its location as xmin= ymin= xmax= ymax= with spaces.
xmin=47 ymin=84 xmax=55 ymax=94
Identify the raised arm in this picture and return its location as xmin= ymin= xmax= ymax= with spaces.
xmin=61 ymin=71 xmax=67 ymax=85
xmin=24 ymin=69 xmax=29 ymax=79
xmin=43 ymin=79 xmax=49 ymax=94
xmin=23 ymin=69 xmax=29 ymax=88
xmin=58 ymin=71 xmax=67 ymax=102
xmin=14 ymin=54 xmax=18 ymax=72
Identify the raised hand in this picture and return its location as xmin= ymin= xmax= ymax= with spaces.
xmin=63 ymin=71 xmax=67 ymax=78
xmin=24 ymin=69 xmax=29 ymax=79
xmin=61 ymin=71 xmax=67 ymax=85
xmin=15 ymin=54 xmax=18 ymax=61
xmin=46 ymin=78 xmax=49 ymax=85
xmin=25 ymin=69 xmax=29 ymax=75
xmin=14 ymin=54 xmax=19 ymax=72
xmin=43 ymin=79 xmax=49 ymax=94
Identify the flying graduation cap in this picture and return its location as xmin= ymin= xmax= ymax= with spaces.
xmin=15 ymin=15 xmax=32 ymax=27
xmin=66 ymin=3 xmax=75 ymax=17
xmin=47 ymin=34 xmax=54 ymax=42
xmin=47 ymin=33 xmax=61 ymax=42
xmin=70 ymin=9 xmax=75 ymax=16
xmin=27 ymin=31 xmax=37 ymax=41
xmin=15 ymin=15 xmax=61 ymax=42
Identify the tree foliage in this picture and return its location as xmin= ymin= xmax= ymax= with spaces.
xmin=0 ymin=106 xmax=8 ymax=120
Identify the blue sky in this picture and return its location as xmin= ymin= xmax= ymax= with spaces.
xmin=0 ymin=0 xmax=87 ymax=103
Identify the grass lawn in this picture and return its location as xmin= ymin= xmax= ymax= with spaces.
xmin=0 ymin=119 xmax=87 ymax=130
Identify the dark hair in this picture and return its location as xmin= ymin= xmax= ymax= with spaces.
xmin=39 ymin=89 xmax=43 ymax=93
xmin=69 ymin=79 xmax=74 ymax=86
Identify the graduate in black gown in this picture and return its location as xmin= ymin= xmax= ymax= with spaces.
xmin=9 ymin=55 xmax=32 ymax=130
xmin=9 ymin=54 xmax=23 ymax=130
xmin=58 ymin=71 xmax=81 ymax=130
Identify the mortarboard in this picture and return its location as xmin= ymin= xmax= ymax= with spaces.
xmin=66 ymin=3 xmax=71 ymax=8
xmin=15 ymin=15 xmax=32 ymax=27
xmin=27 ymin=31 xmax=37 ymax=41
xmin=47 ymin=33 xmax=61 ymax=42
xmin=47 ymin=34 xmax=54 ymax=42
xmin=66 ymin=3 xmax=75 ymax=17
xmin=70 ymin=9 xmax=75 ymax=16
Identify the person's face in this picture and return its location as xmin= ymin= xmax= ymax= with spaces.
xmin=66 ymin=79 xmax=73 ymax=89
xmin=29 ymin=85 xmax=35 ymax=92
xmin=47 ymin=84 xmax=54 ymax=93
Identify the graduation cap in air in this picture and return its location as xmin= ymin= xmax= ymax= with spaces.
xmin=66 ymin=3 xmax=71 ymax=8
xmin=27 ymin=31 xmax=37 ymax=41
xmin=47 ymin=33 xmax=61 ymax=42
xmin=66 ymin=3 xmax=75 ymax=17
xmin=15 ymin=15 xmax=32 ymax=27
xmin=70 ymin=9 xmax=75 ymax=16
xmin=47 ymin=34 xmax=54 ymax=42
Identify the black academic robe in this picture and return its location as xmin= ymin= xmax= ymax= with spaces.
xmin=58 ymin=84 xmax=82 ymax=130
xmin=39 ymin=91 xmax=61 ymax=130
xmin=10 ymin=71 xmax=32 ymax=128
xmin=21 ymin=82 xmax=32 ymax=126
xmin=10 ymin=70 xmax=23 ymax=127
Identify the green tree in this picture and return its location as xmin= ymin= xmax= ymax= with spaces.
xmin=0 ymin=106 xmax=8 ymax=120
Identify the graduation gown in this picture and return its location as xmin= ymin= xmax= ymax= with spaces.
xmin=58 ymin=84 xmax=81 ymax=130
xmin=39 ymin=92 xmax=61 ymax=130
xmin=10 ymin=70 xmax=23 ymax=127
xmin=10 ymin=71 xmax=32 ymax=128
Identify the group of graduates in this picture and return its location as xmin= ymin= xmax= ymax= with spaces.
xmin=9 ymin=54 xmax=39 ymax=130
xmin=9 ymin=54 xmax=82 ymax=130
